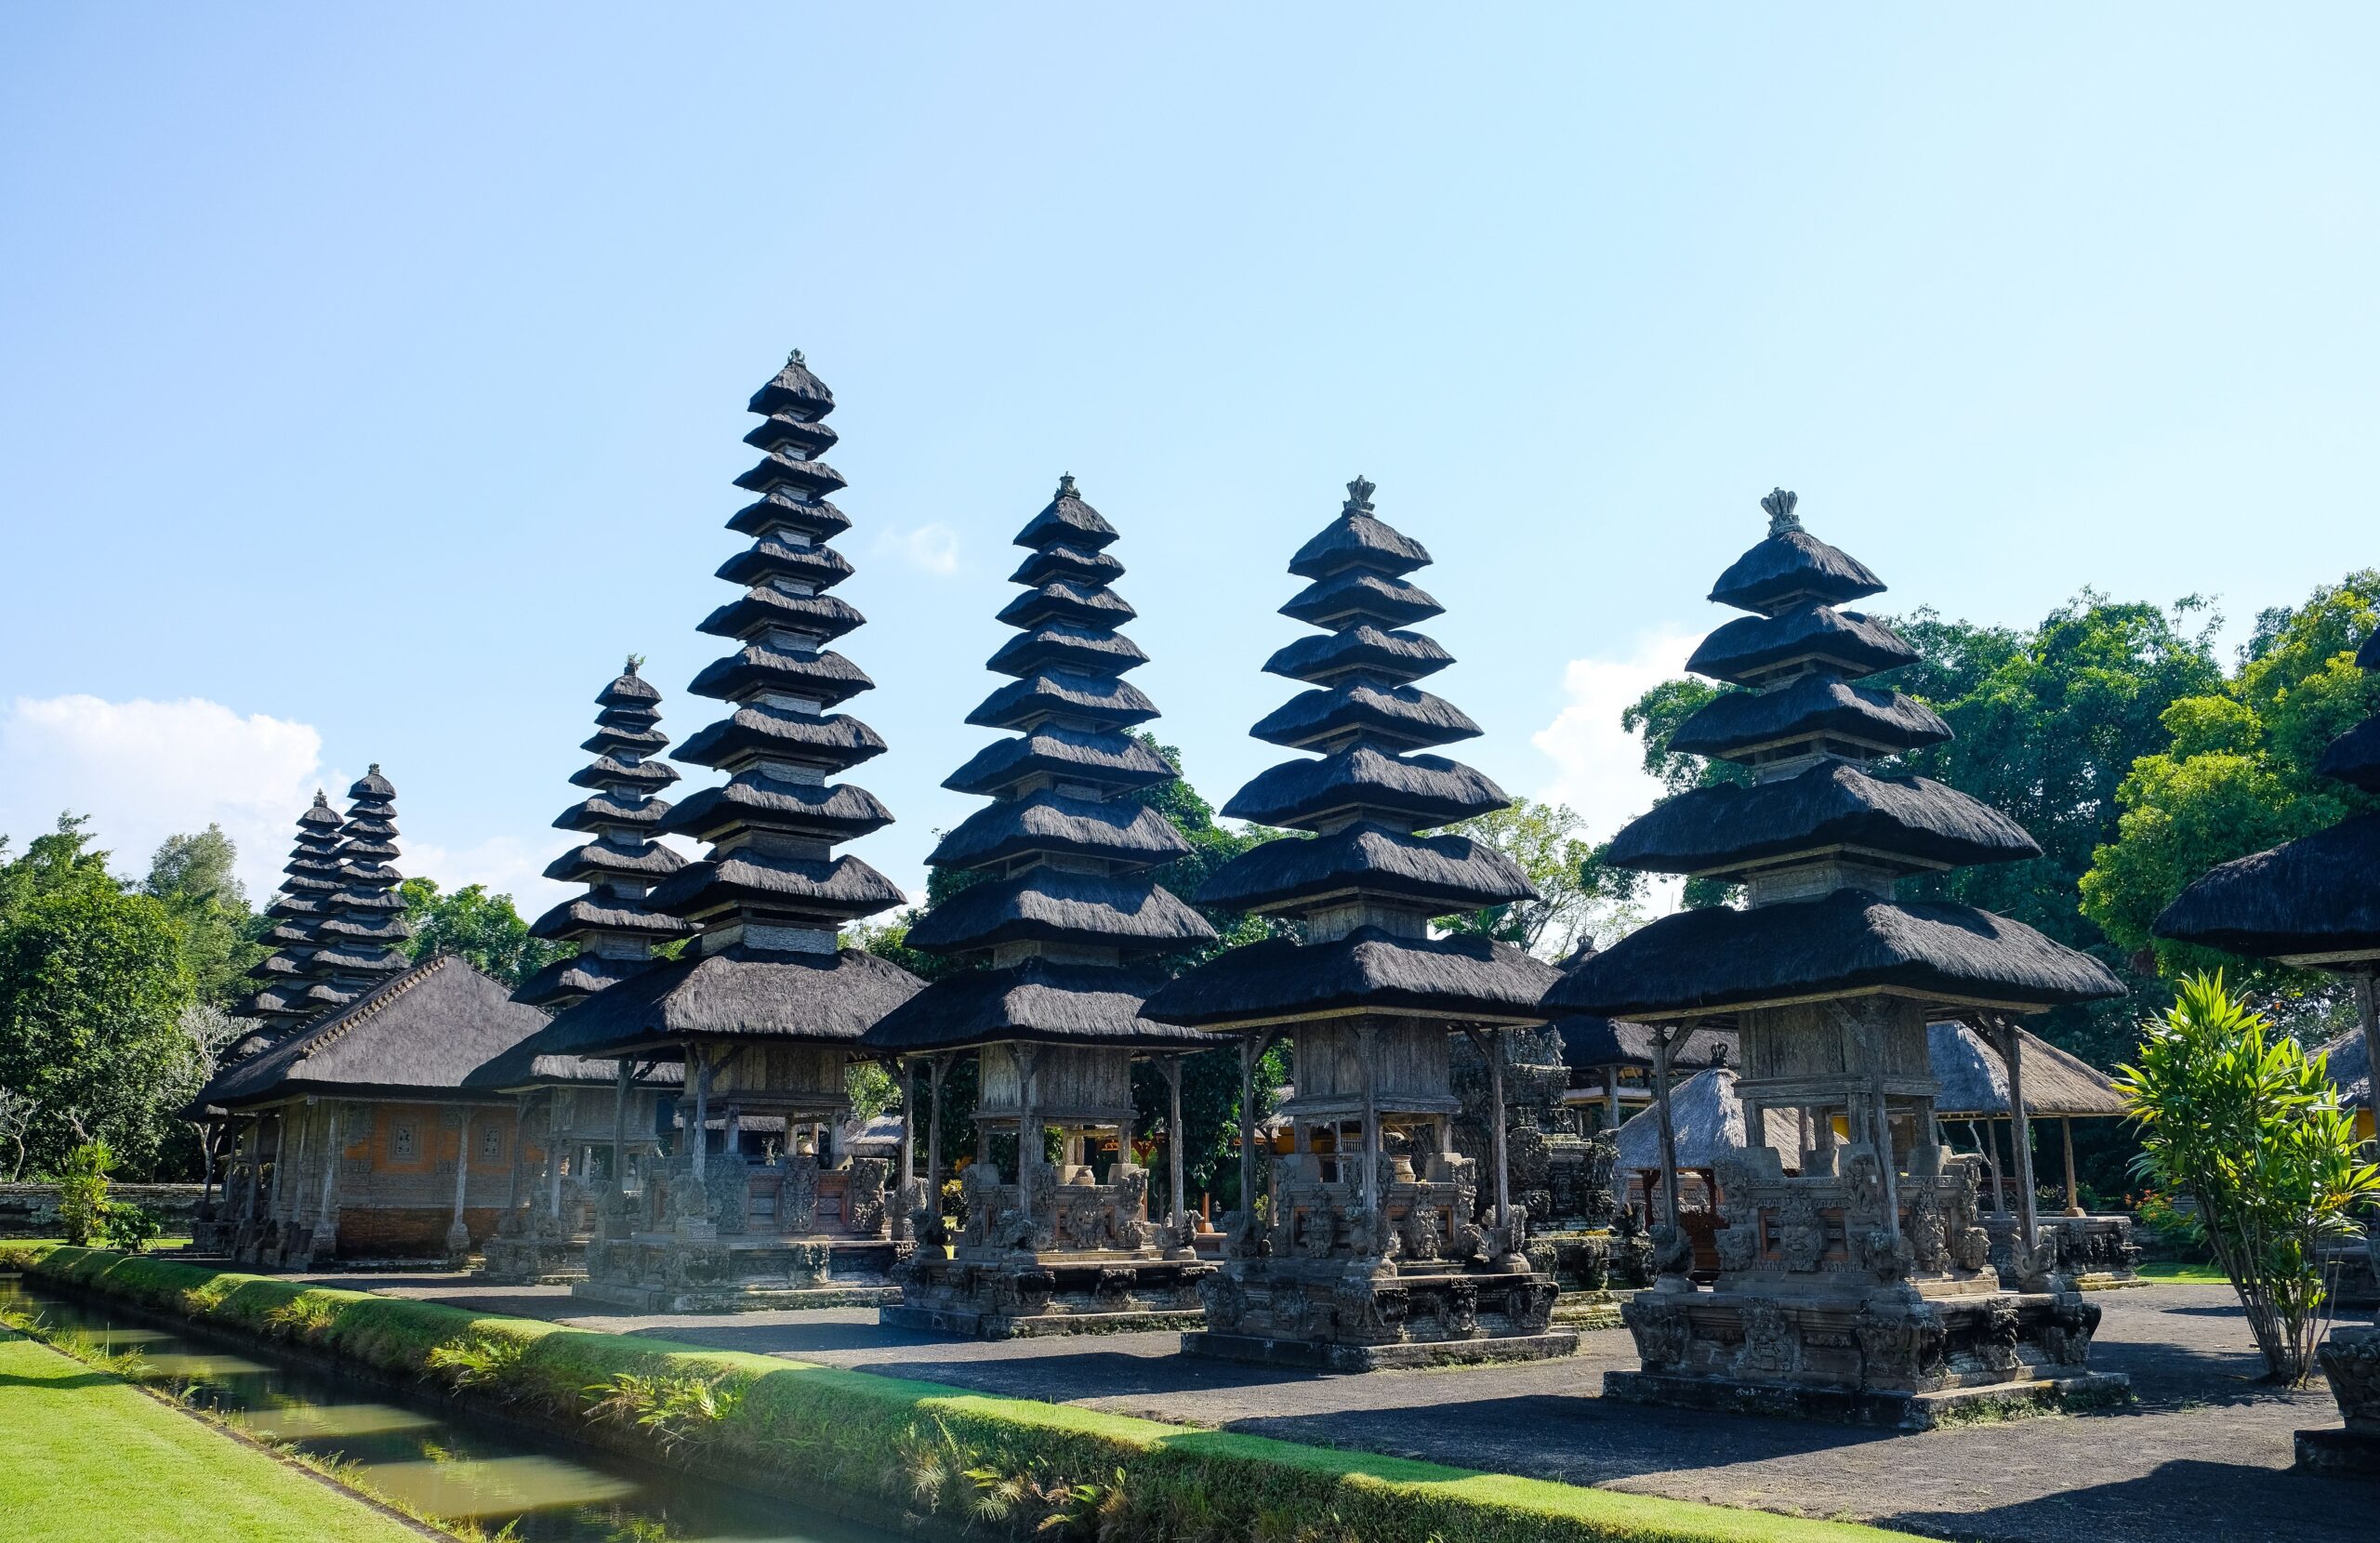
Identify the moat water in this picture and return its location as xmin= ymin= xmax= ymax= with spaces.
xmin=0 ymin=1273 xmax=901 ymax=1543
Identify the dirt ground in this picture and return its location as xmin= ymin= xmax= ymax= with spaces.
xmin=321 ymin=1272 xmax=2372 ymax=1543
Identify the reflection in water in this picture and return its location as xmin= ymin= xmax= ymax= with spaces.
xmin=0 ymin=1275 xmax=892 ymax=1543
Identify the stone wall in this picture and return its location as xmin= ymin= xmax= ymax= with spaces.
xmin=0 ymin=1182 xmax=206 ymax=1238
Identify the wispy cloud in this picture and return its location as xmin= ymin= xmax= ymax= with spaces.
xmin=0 ymin=695 xmax=324 ymax=899
xmin=1529 ymin=626 xmax=1705 ymax=919
xmin=873 ymin=521 xmax=961 ymax=575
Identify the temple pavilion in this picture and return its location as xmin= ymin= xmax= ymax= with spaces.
xmin=2155 ymin=623 xmax=2380 ymax=1472
xmin=1547 ymin=489 xmax=2130 ymax=1426
xmin=863 ymin=478 xmax=1218 ymax=1338
xmin=479 ymin=660 xmax=694 ymax=1282
xmin=537 ymin=350 xmax=922 ymax=1312
xmin=1145 ymin=477 xmax=1573 ymax=1370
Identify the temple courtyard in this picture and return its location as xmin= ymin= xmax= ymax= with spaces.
xmin=315 ymin=1270 xmax=2362 ymax=1543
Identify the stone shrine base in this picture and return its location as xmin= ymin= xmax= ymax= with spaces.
xmin=884 ymin=1253 xmax=1213 ymax=1340
xmin=1604 ymin=1366 xmax=2130 ymax=1430
xmin=1183 ymin=1326 xmax=1580 ymax=1372
xmin=573 ymin=1233 xmax=903 ymax=1314
xmin=2294 ymin=1427 xmax=2380 ymax=1476
xmin=477 ymin=1233 xmax=586 ymax=1285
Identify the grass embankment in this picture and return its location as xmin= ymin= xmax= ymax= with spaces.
xmin=0 ymin=1325 xmax=426 ymax=1543
xmin=2135 ymin=1261 xmax=2231 ymax=1285
xmin=6 ymin=1243 xmax=1917 ymax=1543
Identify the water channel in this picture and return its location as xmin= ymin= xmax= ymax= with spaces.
xmin=0 ymin=1273 xmax=903 ymax=1543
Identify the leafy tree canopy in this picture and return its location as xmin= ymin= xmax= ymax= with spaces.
xmin=400 ymin=877 xmax=568 ymax=987
xmin=142 ymin=824 xmax=264 ymax=1008
xmin=1429 ymin=798 xmax=1644 ymax=957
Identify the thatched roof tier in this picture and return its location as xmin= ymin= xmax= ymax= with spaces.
xmin=1279 ymin=569 xmax=1445 ymax=631
xmin=540 ymin=838 xmax=686 ymax=886
xmin=1010 ymin=542 xmax=1123 ymax=588
xmin=2315 ymin=715 xmax=2380 ymax=794
xmin=513 ymin=953 xmax=656 ymax=1009
xmin=336 ymin=837 xmax=401 ymax=864
xmin=1611 ymin=1067 xmax=1803 ymax=1173
xmin=338 ymin=812 xmax=399 ymax=838
xmin=2317 ymin=1025 xmax=2371 ymax=1113
xmin=647 ymin=851 xmax=906 ymax=925
xmin=297 ymin=793 xmax=341 ymax=829
xmin=713 ymin=537 xmax=855 ymax=591
xmin=926 ymin=793 xmax=1190 ymax=871
xmin=687 ymin=644 xmax=873 ymax=708
xmin=314 ymin=914 xmax=409 ymax=943
xmin=1014 ymin=477 xmax=1118 ymax=551
xmin=554 ymin=793 xmax=670 ymax=833
xmin=727 ymin=493 xmax=852 ymax=543
xmin=747 ymin=350 xmax=835 ymax=417
xmin=1605 ymin=761 xmax=2041 ymax=877
xmin=1250 ymin=681 xmax=1481 ymax=753
xmin=967 ymin=671 xmax=1158 ymax=732
xmin=204 ymin=955 xmax=544 ymax=1110
xmin=743 ymin=411 xmax=837 ymax=459
xmin=1222 ymin=746 xmax=1509 ymax=831
xmin=2151 ymin=813 xmax=2380 ymax=963
xmin=985 ymin=622 xmax=1149 ymax=679
xmin=1145 ymin=928 xmax=1560 ymax=1030
xmin=527 ymin=895 xmax=695 ymax=943
xmin=250 ymin=951 xmax=305 ymax=980
xmin=696 ymin=586 xmax=866 ymax=645
xmin=1547 ymin=890 xmax=2125 ymax=1021
xmin=660 ymin=777 xmax=893 ymax=846
xmin=1196 ymin=823 xmax=1532 ymax=916
xmin=1263 ymin=625 xmax=1453 ymax=688
xmin=598 ymin=670 xmax=661 ymax=708
xmin=731 ymin=452 xmax=847 ymax=502
xmin=1686 ymin=605 xmax=1917 ymax=688
xmin=582 ymin=722 xmax=669 ymax=758
xmin=862 ymin=961 xmax=1209 ymax=1053
xmin=943 ymin=727 xmax=1177 ymax=798
xmin=1287 ymin=490 xmax=1433 ymax=578
xmin=671 ymin=706 xmax=887 ymax=774
xmin=311 ymin=942 xmax=409 ymax=975
xmin=1926 ymin=1021 xmax=2126 ymax=1119
xmin=535 ymin=944 xmax=923 ymax=1060
xmin=568 ymin=754 xmax=681 ymax=792
xmin=906 ymin=869 xmax=1217 ymax=955
xmin=1707 ymin=497 xmax=1885 ymax=614
xmin=1556 ymin=1016 xmax=1735 ymax=1075
xmin=348 ymin=768 xmax=396 ymax=801
xmin=468 ymin=1018 xmax=687 ymax=1092
xmin=264 ymin=893 xmax=326 ymax=922
xmin=996 ymin=580 xmax=1136 ymax=631
xmin=1668 ymin=674 xmax=1950 ymax=760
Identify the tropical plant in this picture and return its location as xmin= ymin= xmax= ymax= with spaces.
xmin=2114 ymin=972 xmax=2380 ymax=1384
xmin=54 ymin=1138 xmax=117 ymax=1246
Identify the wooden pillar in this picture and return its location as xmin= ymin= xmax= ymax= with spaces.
xmin=610 ymin=1061 xmax=629 ymax=1199
xmin=689 ymin=1043 xmax=710 ymax=1182
xmin=240 ymin=1119 xmax=262 ymax=1222
xmin=1356 ymin=1022 xmax=1381 ymax=1229
xmin=1164 ymin=1054 xmax=1186 ymax=1237
xmin=503 ymin=1093 xmax=529 ymax=1216
xmin=723 ymin=1101 xmax=742 ymax=1161
xmin=1970 ymin=1120 xmax=2002 ymax=1214
xmin=1485 ymin=1029 xmax=1513 ymax=1237
xmin=314 ymin=1102 xmax=342 ymax=1246
xmin=1236 ymin=1035 xmax=1261 ymax=1223
xmin=927 ymin=1054 xmax=948 ymax=1237
xmin=2061 ymin=1116 xmax=2083 ymax=1217
xmin=446 ymin=1110 xmax=474 ymax=1257
xmin=198 ymin=1119 xmax=218 ymax=1216
xmin=548 ymin=1092 xmax=567 ymax=1219
xmin=893 ymin=1057 xmax=916 ymax=1245
xmin=1997 ymin=1020 xmax=2041 ymax=1243
xmin=1016 ymin=1044 xmax=1039 ymax=1188
xmin=1651 ymin=1024 xmax=1682 ymax=1240
xmin=1605 ymin=1068 xmax=1620 ymax=1128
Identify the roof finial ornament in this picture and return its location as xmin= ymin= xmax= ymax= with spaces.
xmin=1761 ymin=487 xmax=1801 ymax=536
xmin=1055 ymin=472 xmax=1078 ymax=501
xmin=1342 ymin=475 xmax=1377 ymax=515
xmin=786 ymin=347 xmax=805 ymax=367
xmin=625 ymin=653 xmax=644 ymax=677
xmin=367 ymin=761 xmax=381 ymax=774
xmin=314 ymin=788 xmax=329 ymax=805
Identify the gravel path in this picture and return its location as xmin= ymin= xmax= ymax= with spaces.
xmin=316 ymin=1273 xmax=2373 ymax=1543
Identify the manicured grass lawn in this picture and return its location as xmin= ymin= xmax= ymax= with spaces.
xmin=0 ymin=1328 xmax=423 ymax=1543
xmin=2136 ymin=1260 xmax=2230 ymax=1285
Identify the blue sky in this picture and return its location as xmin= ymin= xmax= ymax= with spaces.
xmin=3 ymin=7 xmax=2373 ymax=918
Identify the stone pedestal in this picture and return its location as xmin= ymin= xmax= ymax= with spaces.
xmin=1988 ymin=1213 xmax=2144 ymax=1289
xmin=2298 ymin=1321 xmax=2380 ymax=1475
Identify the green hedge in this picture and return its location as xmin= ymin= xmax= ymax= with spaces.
xmin=15 ymin=1246 xmax=1912 ymax=1543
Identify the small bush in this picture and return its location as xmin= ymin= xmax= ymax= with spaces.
xmin=55 ymin=1141 xmax=115 ymax=1246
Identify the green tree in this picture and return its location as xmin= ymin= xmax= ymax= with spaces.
xmin=2114 ymin=973 xmax=2380 ymax=1384
xmin=1429 ymin=798 xmax=1644 ymax=956
xmin=400 ymin=877 xmax=569 ymax=987
xmin=0 ymin=815 xmax=199 ymax=1178
xmin=142 ymin=824 xmax=265 ymax=1007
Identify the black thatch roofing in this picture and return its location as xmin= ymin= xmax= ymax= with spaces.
xmin=967 ymin=671 xmax=1157 ymax=732
xmin=533 ymin=943 xmax=922 ymax=1058
xmin=996 ymin=580 xmax=1136 ymax=631
xmin=673 ymin=705 xmax=887 ymax=773
xmin=1547 ymin=890 xmax=2126 ymax=1020
xmin=2150 ymin=813 xmax=2380 ymax=962
xmin=862 ymin=960 xmax=1207 ymax=1053
xmin=2316 ymin=715 xmax=2380 ymax=794
xmin=1196 ymin=824 xmax=1535 ymax=915
xmin=732 ymin=452 xmax=847 ymax=501
xmin=696 ymin=587 xmax=866 ymax=644
xmin=1925 ymin=1020 xmax=2127 ymax=1118
xmin=943 ymin=726 xmax=1177 ymax=798
xmin=513 ymin=952 xmax=657 ymax=1009
xmin=582 ymin=722 xmax=670 ymax=758
xmin=348 ymin=767 xmax=396 ymax=800
xmin=743 ymin=412 xmax=838 ymax=460
xmin=928 ymin=793 xmax=1190 ymax=871
xmin=298 ymin=792 xmax=341 ymax=828
xmin=1555 ymin=1016 xmax=1735 ymax=1074
xmin=1279 ymin=570 xmax=1444 ymax=630
xmin=527 ymin=895 xmax=696 ymax=943
xmin=714 ymin=536 xmax=854 ymax=591
xmin=905 ymin=870 xmax=1217 ymax=955
xmin=1263 ymin=625 xmax=1453 ymax=687
xmin=598 ymin=666 xmax=661 ymax=707
xmin=660 ymin=776 xmax=893 ymax=845
xmin=1014 ymin=478 xmax=1118 ymax=551
xmin=747 ymin=350 xmax=835 ymax=418
xmin=555 ymin=793 xmax=669 ymax=834
xmin=1010 ymin=543 xmax=1124 ymax=589
xmin=1611 ymin=1067 xmax=1804 ymax=1172
xmin=569 ymin=754 xmax=681 ymax=792
xmin=542 ymin=838 xmax=686 ymax=886
xmin=1287 ymin=500 xmax=1433 ymax=580
xmin=1605 ymin=760 xmax=2041 ymax=877
xmin=687 ymin=644 xmax=874 ymax=708
xmin=1144 ymin=927 xmax=1561 ymax=1029
xmin=314 ymin=915 xmax=408 ymax=943
xmin=727 ymin=493 xmax=852 ymax=543
xmin=1669 ymin=675 xmax=1950 ymax=759
xmin=985 ymin=622 xmax=1148 ymax=679
xmin=1686 ymin=605 xmax=1916 ymax=687
xmin=2316 ymin=1024 xmax=2371 ymax=1113
xmin=648 ymin=851 xmax=906 ymax=923
xmin=1250 ymin=682 xmax=1481 ymax=752
xmin=466 ymin=1016 xmax=688 ymax=1090
xmin=1222 ymin=745 xmax=1510 ymax=830
xmin=201 ymin=954 xmax=549 ymax=1108
xmin=1707 ymin=517 xmax=1885 ymax=614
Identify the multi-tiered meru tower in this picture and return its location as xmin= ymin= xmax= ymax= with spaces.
xmin=865 ymin=478 xmax=1217 ymax=1338
xmin=543 ymin=350 xmax=921 ymax=1312
xmin=1146 ymin=477 xmax=1572 ymax=1370
xmin=2158 ymin=625 xmax=2380 ymax=1471
xmin=483 ymin=660 xmax=695 ymax=1283
xmin=1549 ymin=490 xmax=2129 ymax=1426
xmin=303 ymin=769 xmax=414 ymax=1015
xmin=241 ymin=792 xmax=350 ymax=1035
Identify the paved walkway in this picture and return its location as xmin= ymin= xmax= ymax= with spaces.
xmin=315 ymin=1272 xmax=2373 ymax=1543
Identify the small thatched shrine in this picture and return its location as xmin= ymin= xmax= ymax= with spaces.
xmin=1549 ymin=489 xmax=2129 ymax=1425
xmin=1610 ymin=1065 xmax=1804 ymax=1277
xmin=539 ymin=350 xmax=923 ymax=1312
xmin=2156 ymin=624 xmax=2380 ymax=1472
xmin=1145 ymin=477 xmax=1572 ymax=1370
xmin=480 ymin=661 xmax=697 ymax=1282
xmin=863 ymin=479 xmax=1218 ymax=1337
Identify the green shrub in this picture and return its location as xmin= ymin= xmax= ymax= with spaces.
xmin=55 ymin=1140 xmax=116 ymax=1246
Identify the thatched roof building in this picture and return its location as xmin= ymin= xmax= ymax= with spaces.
xmin=1610 ymin=1066 xmax=1803 ymax=1175
xmin=513 ymin=660 xmax=695 ymax=1009
xmin=1926 ymin=1020 xmax=2125 ymax=1120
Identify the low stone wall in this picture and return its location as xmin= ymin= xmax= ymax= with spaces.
xmin=0 ymin=1183 xmax=205 ymax=1238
